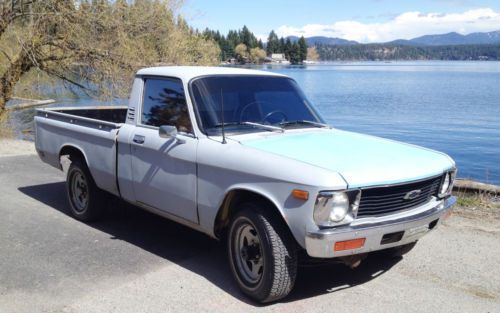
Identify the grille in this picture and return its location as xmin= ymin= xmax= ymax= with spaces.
xmin=357 ymin=175 xmax=442 ymax=218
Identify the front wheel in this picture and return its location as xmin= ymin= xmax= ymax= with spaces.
xmin=227 ymin=203 xmax=297 ymax=303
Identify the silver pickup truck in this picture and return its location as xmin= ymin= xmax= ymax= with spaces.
xmin=35 ymin=66 xmax=456 ymax=303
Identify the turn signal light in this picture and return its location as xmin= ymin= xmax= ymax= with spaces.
xmin=292 ymin=189 xmax=309 ymax=200
xmin=334 ymin=238 xmax=366 ymax=251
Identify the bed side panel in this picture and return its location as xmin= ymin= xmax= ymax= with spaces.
xmin=34 ymin=116 xmax=119 ymax=196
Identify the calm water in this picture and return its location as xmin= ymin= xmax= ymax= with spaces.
xmin=263 ymin=62 xmax=500 ymax=185
xmin=11 ymin=61 xmax=500 ymax=184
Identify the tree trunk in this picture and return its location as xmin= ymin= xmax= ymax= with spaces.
xmin=0 ymin=49 xmax=34 ymax=113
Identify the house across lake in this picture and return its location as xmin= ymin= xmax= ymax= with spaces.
xmin=267 ymin=53 xmax=291 ymax=64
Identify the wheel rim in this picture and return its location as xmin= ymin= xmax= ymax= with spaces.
xmin=234 ymin=222 xmax=264 ymax=284
xmin=70 ymin=171 xmax=88 ymax=212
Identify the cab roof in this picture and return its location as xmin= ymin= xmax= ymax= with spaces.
xmin=136 ymin=66 xmax=286 ymax=81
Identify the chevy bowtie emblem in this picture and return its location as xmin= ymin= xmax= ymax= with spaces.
xmin=403 ymin=189 xmax=422 ymax=200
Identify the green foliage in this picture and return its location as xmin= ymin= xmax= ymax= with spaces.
xmin=457 ymin=196 xmax=482 ymax=208
xmin=203 ymin=27 xmax=308 ymax=64
xmin=284 ymin=38 xmax=292 ymax=60
xmin=203 ymin=25 xmax=261 ymax=62
xmin=240 ymin=25 xmax=257 ymax=48
xmin=289 ymin=42 xmax=301 ymax=64
xmin=298 ymin=37 xmax=308 ymax=62
xmin=266 ymin=30 xmax=280 ymax=54
xmin=315 ymin=43 xmax=500 ymax=61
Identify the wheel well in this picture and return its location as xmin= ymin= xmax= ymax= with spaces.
xmin=59 ymin=146 xmax=86 ymax=166
xmin=213 ymin=189 xmax=287 ymax=240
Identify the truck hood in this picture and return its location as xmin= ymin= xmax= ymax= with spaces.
xmin=239 ymin=129 xmax=454 ymax=188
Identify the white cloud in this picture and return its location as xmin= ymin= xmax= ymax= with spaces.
xmin=255 ymin=33 xmax=269 ymax=42
xmin=276 ymin=8 xmax=500 ymax=43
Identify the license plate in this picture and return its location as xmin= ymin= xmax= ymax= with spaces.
xmin=405 ymin=224 xmax=430 ymax=239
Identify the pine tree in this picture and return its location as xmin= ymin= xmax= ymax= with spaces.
xmin=298 ymin=36 xmax=308 ymax=61
xmin=284 ymin=37 xmax=292 ymax=60
xmin=240 ymin=25 xmax=257 ymax=48
xmin=289 ymin=42 xmax=301 ymax=64
xmin=279 ymin=37 xmax=285 ymax=54
xmin=266 ymin=30 xmax=280 ymax=54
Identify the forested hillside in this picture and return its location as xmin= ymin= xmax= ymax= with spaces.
xmin=315 ymin=44 xmax=500 ymax=61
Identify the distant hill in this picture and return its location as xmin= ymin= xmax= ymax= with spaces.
xmin=314 ymin=43 xmax=500 ymax=61
xmin=385 ymin=39 xmax=420 ymax=46
xmin=285 ymin=30 xmax=500 ymax=61
xmin=407 ymin=30 xmax=500 ymax=46
xmin=294 ymin=30 xmax=500 ymax=47
xmin=288 ymin=36 xmax=358 ymax=46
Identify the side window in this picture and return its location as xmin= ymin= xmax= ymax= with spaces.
xmin=141 ymin=78 xmax=193 ymax=133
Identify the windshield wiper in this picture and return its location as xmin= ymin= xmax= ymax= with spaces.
xmin=213 ymin=121 xmax=284 ymax=132
xmin=279 ymin=120 xmax=331 ymax=128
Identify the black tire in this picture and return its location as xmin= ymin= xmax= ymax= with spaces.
xmin=385 ymin=241 xmax=418 ymax=258
xmin=227 ymin=203 xmax=297 ymax=303
xmin=66 ymin=158 xmax=106 ymax=222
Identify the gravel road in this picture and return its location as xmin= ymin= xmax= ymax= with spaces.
xmin=0 ymin=140 xmax=499 ymax=313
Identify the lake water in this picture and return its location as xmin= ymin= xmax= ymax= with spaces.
xmin=10 ymin=61 xmax=500 ymax=185
xmin=262 ymin=61 xmax=500 ymax=185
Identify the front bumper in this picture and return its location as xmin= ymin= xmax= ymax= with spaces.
xmin=305 ymin=196 xmax=456 ymax=258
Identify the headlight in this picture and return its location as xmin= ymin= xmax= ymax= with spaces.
xmin=439 ymin=173 xmax=450 ymax=196
xmin=438 ymin=170 xmax=456 ymax=198
xmin=314 ymin=190 xmax=361 ymax=227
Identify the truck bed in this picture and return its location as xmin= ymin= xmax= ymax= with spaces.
xmin=34 ymin=106 xmax=128 ymax=196
xmin=39 ymin=106 xmax=128 ymax=125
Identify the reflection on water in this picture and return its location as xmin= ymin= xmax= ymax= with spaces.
xmin=10 ymin=61 xmax=500 ymax=184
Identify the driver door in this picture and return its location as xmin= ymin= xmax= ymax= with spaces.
xmin=130 ymin=77 xmax=198 ymax=223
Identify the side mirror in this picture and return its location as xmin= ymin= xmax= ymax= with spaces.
xmin=159 ymin=125 xmax=178 ymax=139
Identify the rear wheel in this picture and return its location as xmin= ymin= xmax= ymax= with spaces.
xmin=227 ymin=203 xmax=297 ymax=303
xmin=66 ymin=158 xmax=106 ymax=222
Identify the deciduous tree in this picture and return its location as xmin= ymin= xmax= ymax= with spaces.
xmin=0 ymin=0 xmax=220 ymax=113
xmin=307 ymin=46 xmax=320 ymax=61
xmin=249 ymin=47 xmax=266 ymax=64
xmin=234 ymin=43 xmax=248 ymax=62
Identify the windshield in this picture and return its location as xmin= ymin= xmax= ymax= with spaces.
xmin=190 ymin=75 xmax=325 ymax=135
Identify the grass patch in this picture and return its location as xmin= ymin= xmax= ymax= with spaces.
xmin=455 ymin=193 xmax=499 ymax=208
xmin=454 ymin=189 xmax=499 ymax=208
xmin=456 ymin=196 xmax=482 ymax=208
xmin=453 ymin=190 xmax=500 ymax=219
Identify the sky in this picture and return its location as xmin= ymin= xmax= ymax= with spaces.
xmin=181 ymin=0 xmax=500 ymax=43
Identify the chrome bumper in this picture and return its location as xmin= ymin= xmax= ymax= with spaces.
xmin=305 ymin=196 xmax=456 ymax=258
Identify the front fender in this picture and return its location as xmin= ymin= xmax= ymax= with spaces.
xmin=196 ymin=141 xmax=347 ymax=247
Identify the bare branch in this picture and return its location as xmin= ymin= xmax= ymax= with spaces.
xmin=0 ymin=48 xmax=11 ymax=62
xmin=41 ymin=67 xmax=92 ymax=91
xmin=0 ymin=0 xmax=220 ymax=112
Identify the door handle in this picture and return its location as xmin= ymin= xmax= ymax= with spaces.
xmin=133 ymin=135 xmax=145 ymax=144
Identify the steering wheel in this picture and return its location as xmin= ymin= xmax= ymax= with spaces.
xmin=261 ymin=110 xmax=288 ymax=124
xmin=238 ymin=101 xmax=288 ymax=124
